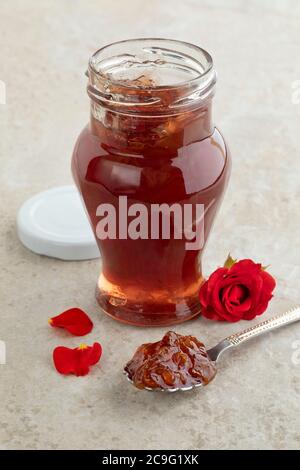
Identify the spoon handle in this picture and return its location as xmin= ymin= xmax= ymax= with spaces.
xmin=225 ymin=306 xmax=300 ymax=346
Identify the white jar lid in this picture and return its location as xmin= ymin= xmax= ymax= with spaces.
xmin=17 ymin=185 xmax=100 ymax=260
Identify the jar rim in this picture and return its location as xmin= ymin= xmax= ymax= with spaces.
xmin=88 ymin=38 xmax=214 ymax=91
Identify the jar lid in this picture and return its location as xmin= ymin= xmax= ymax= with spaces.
xmin=17 ymin=186 xmax=100 ymax=260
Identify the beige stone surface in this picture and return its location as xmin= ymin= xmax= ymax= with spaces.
xmin=0 ymin=0 xmax=300 ymax=450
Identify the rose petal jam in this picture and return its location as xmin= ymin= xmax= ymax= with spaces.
xmin=124 ymin=331 xmax=217 ymax=390
xmin=72 ymin=40 xmax=231 ymax=326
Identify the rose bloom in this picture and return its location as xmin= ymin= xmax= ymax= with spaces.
xmin=199 ymin=259 xmax=276 ymax=322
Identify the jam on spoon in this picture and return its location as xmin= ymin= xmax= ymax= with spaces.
xmin=124 ymin=331 xmax=217 ymax=391
xmin=124 ymin=307 xmax=300 ymax=393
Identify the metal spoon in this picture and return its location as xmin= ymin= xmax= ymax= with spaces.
xmin=124 ymin=306 xmax=300 ymax=392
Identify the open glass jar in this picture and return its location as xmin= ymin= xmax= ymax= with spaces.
xmin=72 ymin=39 xmax=231 ymax=326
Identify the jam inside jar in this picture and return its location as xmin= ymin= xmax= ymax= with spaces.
xmin=72 ymin=39 xmax=231 ymax=326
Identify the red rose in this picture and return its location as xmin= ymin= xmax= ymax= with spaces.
xmin=199 ymin=256 xmax=276 ymax=322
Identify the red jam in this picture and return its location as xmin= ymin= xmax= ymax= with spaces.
xmin=72 ymin=40 xmax=231 ymax=326
xmin=124 ymin=331 xmax=217 ymax=390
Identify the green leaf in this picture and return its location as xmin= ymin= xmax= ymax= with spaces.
xmin=224 ymin=254 xmax=237 ymax=269
xmin=262 ymin=264 xmax=270 ymax=271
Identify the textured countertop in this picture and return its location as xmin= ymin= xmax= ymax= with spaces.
xmin=0 ymin=0 xmax=299 ymax=450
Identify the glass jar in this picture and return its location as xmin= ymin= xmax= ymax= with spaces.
xmin=72 ymin=39 xmax=231 ymax=326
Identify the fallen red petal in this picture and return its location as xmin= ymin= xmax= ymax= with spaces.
xmin=49 ymin=308 xmax=93 ymax=336
xmin=53 ymin=342 xmax=102 ymax=376
xmin=53 ymin=346 xmax=77 ymax=375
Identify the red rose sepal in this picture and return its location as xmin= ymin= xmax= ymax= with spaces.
xmin=53 ymin=342 xmax=102 ymax=376
xmin=199 ymin=255 xmax=276 ymax=322
xmin=48 ymin=308 xmax=93 ymax=336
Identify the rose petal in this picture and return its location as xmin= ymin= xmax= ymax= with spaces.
xmin=227 ymin=285 xmax=247 ymax=304
xmin=52 ymin=346 xmax=76 ymax=375
xmin=207 ymin=269 xmax=229 ymax=315
xmin=87 ymin=342 xmax=103 ymax=365
xmin=49 ymin=308 xmax=93 ymax=336
xmin=53 ymin=342 xmax=102 ymax=376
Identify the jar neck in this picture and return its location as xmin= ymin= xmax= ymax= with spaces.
xmin=87 ymin=39 xmax=216 ymax=155
xmin=89 ymin=100 xmax=214 ymax=155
